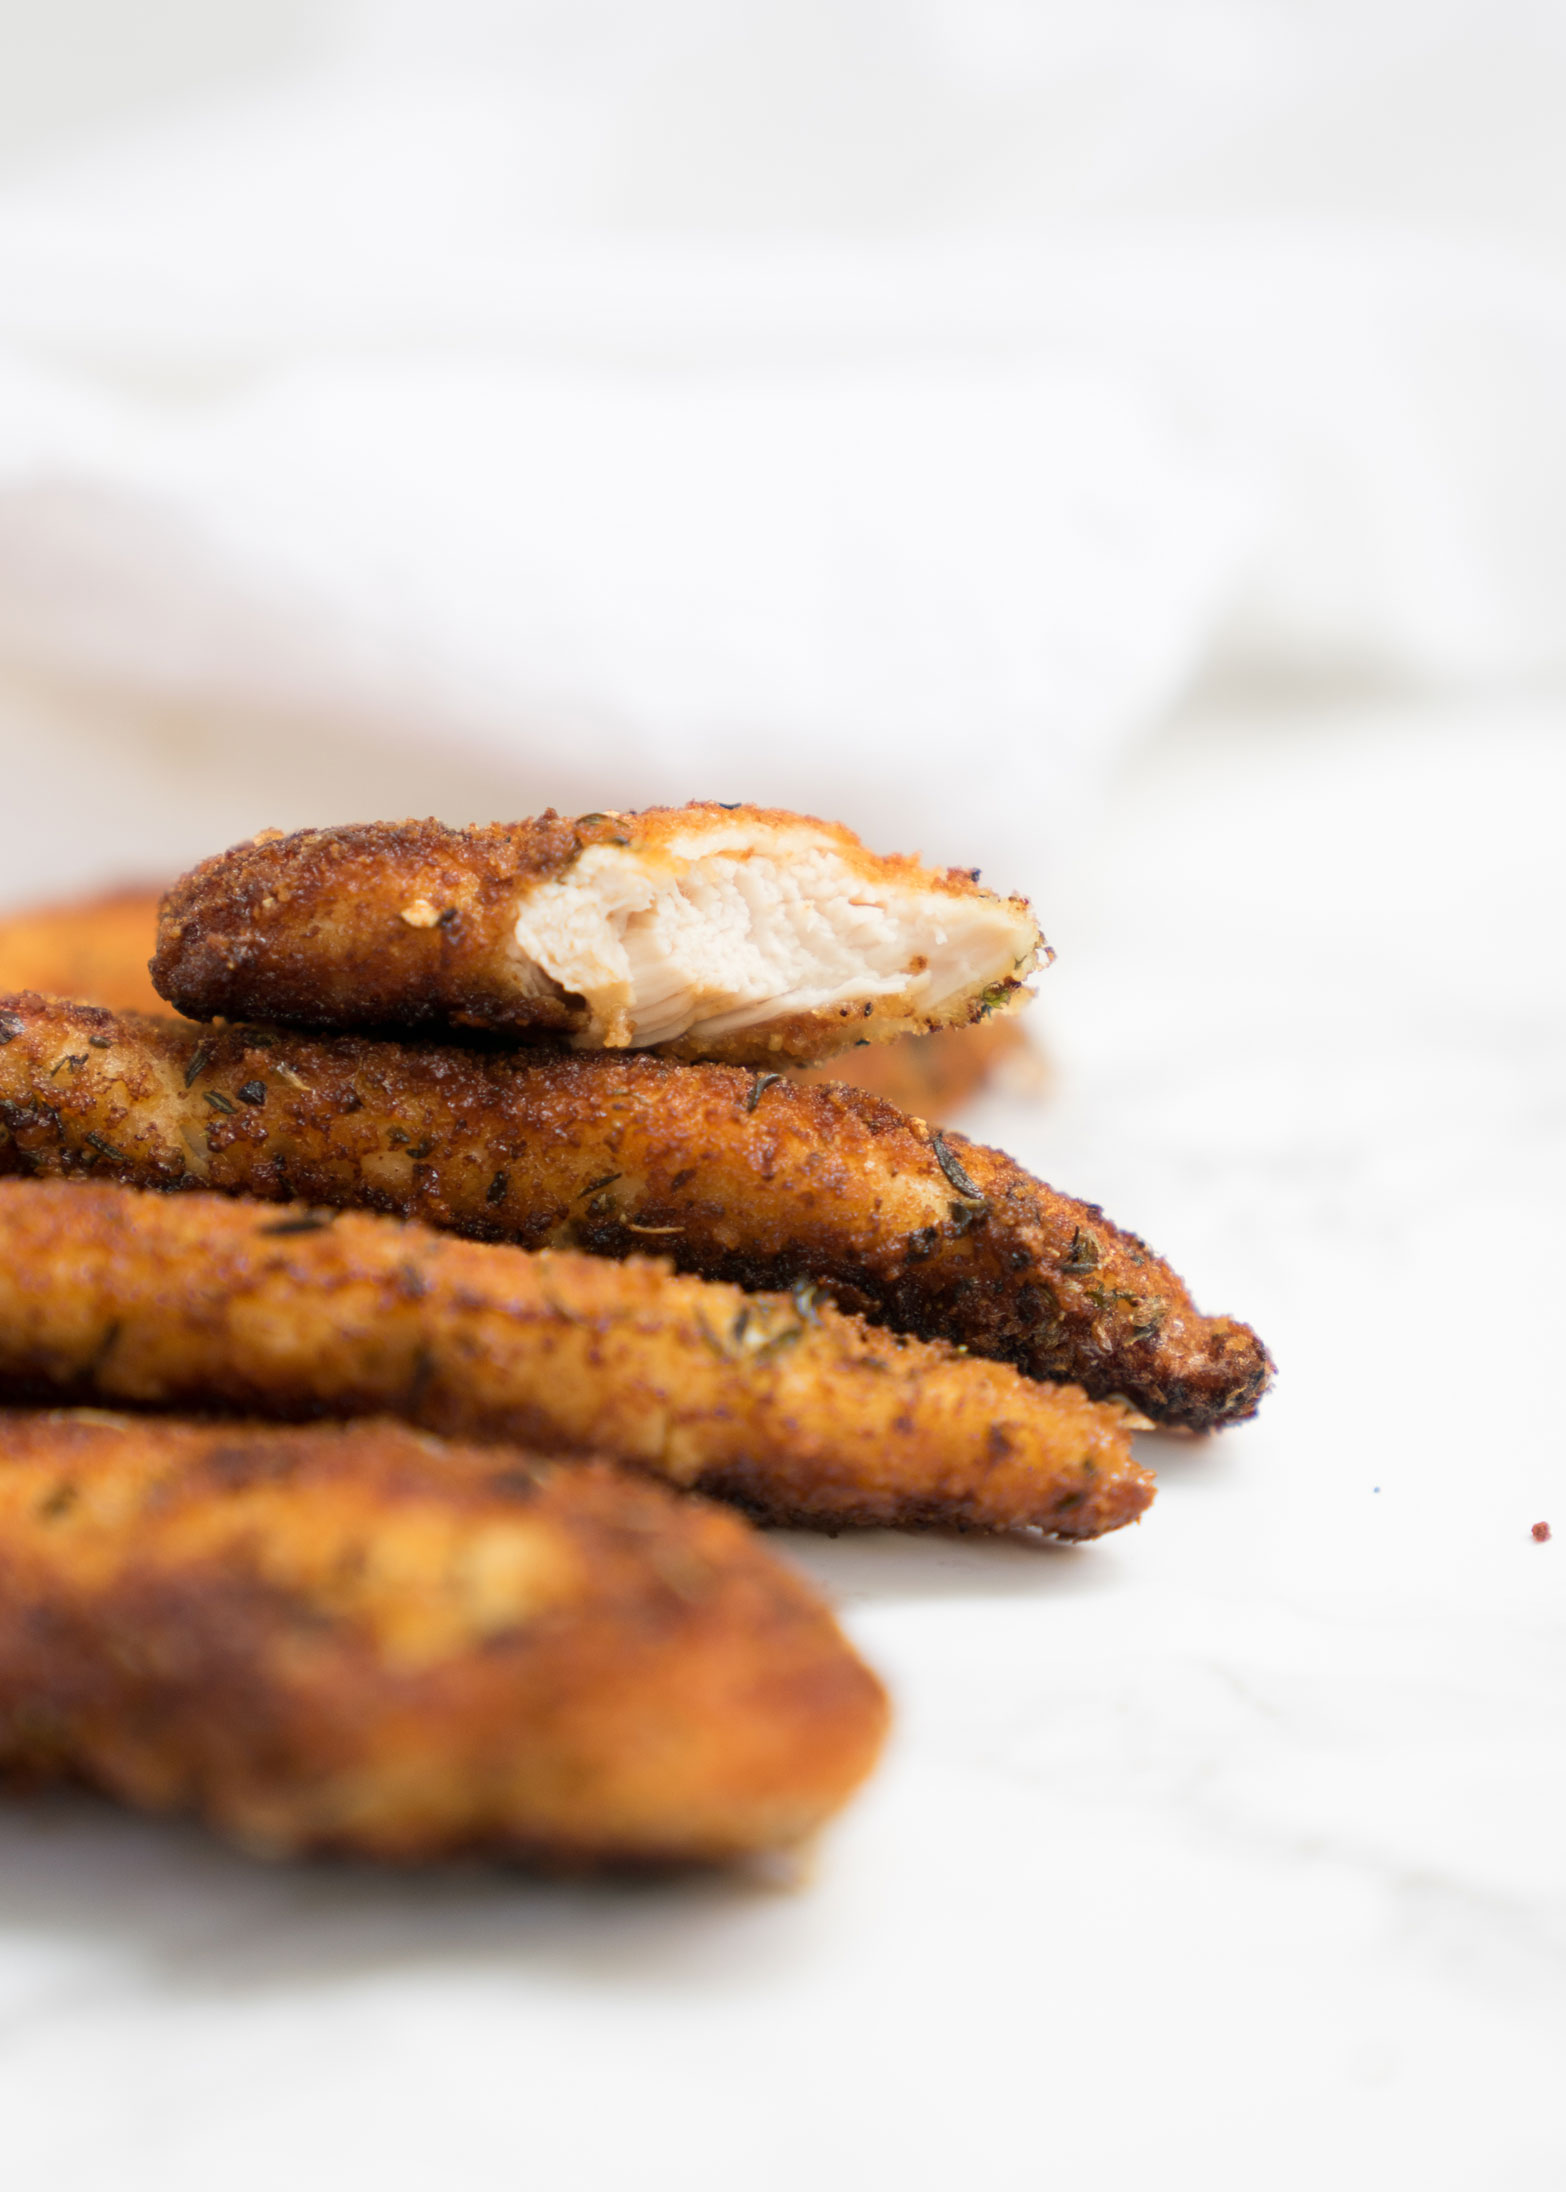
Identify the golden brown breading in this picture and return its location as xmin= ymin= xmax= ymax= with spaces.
xmin=0 ymin=887 xmax=165 ymax=1014
xmin=151 ymin=808 xmax=1043 ymax=1062
xmin=0 ymin=1179 xmax=1151 ymax=1537
xmin=0 ymin=1410 xmax=887 ymax=1864
xmin=0 ymin=994 xmax=1270 ymax=1430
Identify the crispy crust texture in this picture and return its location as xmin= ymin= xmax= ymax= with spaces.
xmin=150 ymin=809 xmax=1042 ymax=1062
xmin=0 ymin=887 xmax=165 ymax=1014
xmin=0 ymin=1178 xmax=1152 ymax=1538
xmin=0 ymin=1411 xmax=887 ymax=1864
xmin=0 ymin=995 xmax=1270 ymax=1430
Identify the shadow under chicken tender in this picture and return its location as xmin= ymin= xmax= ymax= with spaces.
xmin=151 ymin=808 xmax=1043 ymax=1063
xmin=0 ymin=1411 xmax=887 ymax=1864
xmin=0 ymin=1179 xmax=1151 ymax=1537
xmin=0 ymin=994 xmax=1270 ymax=1430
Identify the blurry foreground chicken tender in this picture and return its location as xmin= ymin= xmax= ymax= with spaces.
xmin=152 ymin=808 xmax=1044 ymax=1062
xmin=0 ymin=1411 xmax=888 ymax=1865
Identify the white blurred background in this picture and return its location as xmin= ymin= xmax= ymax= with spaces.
xmin=2 ymin=0 xmax=1566 ymax=897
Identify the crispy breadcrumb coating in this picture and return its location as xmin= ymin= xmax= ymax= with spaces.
xmin=0 ymin=1411 xmax=887 ymax=1864
xmin=0 ymin=994 xmax=1270 ymax=1429
xmin=0 ymin=1179 xmax=1151 ymax=1537
xmin=151 ymin=809 xmax=1043 ymax=1062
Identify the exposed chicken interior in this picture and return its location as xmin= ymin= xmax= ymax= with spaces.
xmin=508 ymin=823 xmax=1039 ymax=1049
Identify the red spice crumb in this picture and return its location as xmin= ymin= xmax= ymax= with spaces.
xmin=1532 ymin=1521 xmax=1551 ymax=1543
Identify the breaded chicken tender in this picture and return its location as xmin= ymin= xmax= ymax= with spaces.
xmin=0 ymin=886 xmax=165 ymax=1014
xmin=151 ymin=809 xmax=1044 ymax=1063
xmin=0 ymin=995 xmax=1270 ymax=1430
xmin=0 ymin=1411 xmax=886 ymax=1864
xmin=0 ymin=1180 xmax=1151 ymax=1537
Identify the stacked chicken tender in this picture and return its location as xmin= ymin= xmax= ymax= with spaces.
xmin=0 ymin=804 xmax=1271 ymax=1871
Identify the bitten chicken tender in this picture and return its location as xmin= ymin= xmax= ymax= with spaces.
xmin=0 ymin=1411 xmax=887 ymax=1864
xmin=0 ymin=1179 xmax=1152 ymax=1537
xmin=151 ymin=808 xmax=1044 ymax=1063
xmin=0 ymin=994 xmax=1271 ymax=1430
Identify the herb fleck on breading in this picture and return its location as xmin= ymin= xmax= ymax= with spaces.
xmin=1061 ymin=1228 xmax=1100 ymax=1273
xmin=931 ymin=1131 xmax=985 ymax=1202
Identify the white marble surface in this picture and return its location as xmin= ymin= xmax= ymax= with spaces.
xmin=0 ymin=696 xmax=1562 ymax=2190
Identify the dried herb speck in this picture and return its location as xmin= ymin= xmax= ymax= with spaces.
xmin=203 ymin=1090 xmax=236 ymax=1115
xmin=87 ymin=1035 xmax=112 ymax=1050
xmin=931 ymin=1131 xmax=985 ymax=1201
xmin=746 ymin=1072 xmax=783 ymax=1113
xmin=257 ymin=1212 xmax=335 ymax=1236
xmin=236 ymin=1080 xmax=267 ymax=1107
xmin=85 ymin=1131 xmax=130 ymax=1163
xmin=183 ymin=1043 xmax=214 ymax=1089
xmin=487 ymin=1467 xmax=540 ymax=1502
xmin=0 ymin=1016 xmax=19 ymax=1045
xmin=576 ymin=1172 xmax=621 ymax=1200
xmin=1061 ymin=1228 xmax=1100 ymax=1273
